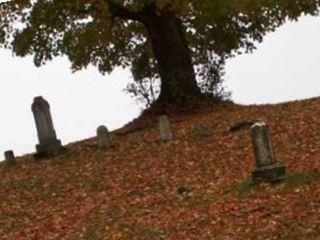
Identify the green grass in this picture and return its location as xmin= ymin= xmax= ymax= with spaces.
xmin=280 ymin=172 xmax=312 ymax=188
xmin=235 ymin=172 xmax=320 ymax=199
xmin=235 ymin=180 xmax=258 ymax=198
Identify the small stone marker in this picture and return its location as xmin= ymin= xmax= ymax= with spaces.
xmin=193 ymin=124 xmax=213 ymax=137
xmin=158 ymin=115 xmax=173 ymax=141
xmin=32 ymin=96 xmax=62 ymax=158
xmin=250 ymin=122 xmax=285 ymax=183
xmin=4 ymin=150 xmax=15 ymax=166
xmin=131 ymin=131 xmax=143 ymax=144
xmin=97 ymin=125 xmax=110 ymax=149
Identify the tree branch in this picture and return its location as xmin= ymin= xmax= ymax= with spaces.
xmin=104 ymin=0 xmax=142 ymax=21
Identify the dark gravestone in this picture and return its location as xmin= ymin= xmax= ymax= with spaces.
xmin=32 ymin=96 xmax=62 ymax=158
xmin=97 ymin=125 xmax=110 ymax=149
xmin=250 ymin=122 xmax=285 ymax=183
xmin=158 ymin=115 xmax=173 ymax=141
xmin=4 ymin=150 xmax=16 ymax=166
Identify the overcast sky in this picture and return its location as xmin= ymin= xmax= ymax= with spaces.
xmin=0 ymin=15 xmax=319 ymax=157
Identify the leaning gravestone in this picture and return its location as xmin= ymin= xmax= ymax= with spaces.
xmin=158 ymin=115 xmax=173 ymax=141
xmin=4 ymin=150 xmax=16 ymax=166
xmin=32 ymin=96 xmax=62 ymax=158
xmin=250 ymin=122 xmax=286 ymax=183
xmin=97 ymin=125 xmax=110 ymax=149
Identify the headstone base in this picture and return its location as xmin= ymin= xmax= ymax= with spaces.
xmin=252 ymin=163 xmax=286 ymax=183
xmin=35 ymin=139 xmax=63 ymax=159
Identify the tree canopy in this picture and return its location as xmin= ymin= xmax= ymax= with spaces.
xmin=1 ymin=0 xmax=319 ymax=105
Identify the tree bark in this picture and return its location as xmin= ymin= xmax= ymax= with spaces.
xmin=142 ymin=8 xmax=201 ymax=105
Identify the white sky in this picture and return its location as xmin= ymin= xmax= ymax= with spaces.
xmin=0 ymin=15 xmax=319 ymax=157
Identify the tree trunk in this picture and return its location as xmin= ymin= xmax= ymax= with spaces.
xmin=142 ymin=8 xmax=201 ymax=105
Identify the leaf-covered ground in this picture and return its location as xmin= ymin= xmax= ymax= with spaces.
xmin=1 ymin=98 xmax=320 ymax=240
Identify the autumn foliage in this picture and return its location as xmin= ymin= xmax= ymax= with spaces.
xmin=1 ymin=1 xmax=319 ymax=104
xmin=1 ymin=98 xmax=320 ymax=239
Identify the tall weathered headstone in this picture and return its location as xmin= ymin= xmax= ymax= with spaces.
xmin=4 ymin=150 xmax=16 ymax=166
xmin=32 ymin=96 xmax=62 ymax=157
xmin=97 ymin=125 xmax=110 ymax=149
xmin=250 ymin=122 xmax=285 ymax=183
xmin=158 ymin=115 xmax=173 ymax=141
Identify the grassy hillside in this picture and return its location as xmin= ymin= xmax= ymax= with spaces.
xmin=1 ymin=97 xmax=320 ymax=240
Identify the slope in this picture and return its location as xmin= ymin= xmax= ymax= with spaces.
xmin=1 ymin=97 xmax=320 ymax=239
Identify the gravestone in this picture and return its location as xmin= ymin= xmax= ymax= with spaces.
xmin=158 ymin=115 xmax=173 ymax=141
xmin=32 ymin=96 xmax=62 ymax=158
xmin=97 ymin=125 xmax=110 ymax=149
xmin=250 ymin=122 xmax=285 ymax=183
xmin=4 ymin=150 xmax=16 ymax=166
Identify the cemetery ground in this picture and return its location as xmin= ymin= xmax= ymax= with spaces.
xmin=1 ymin=97 xmax=320 ymax=240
